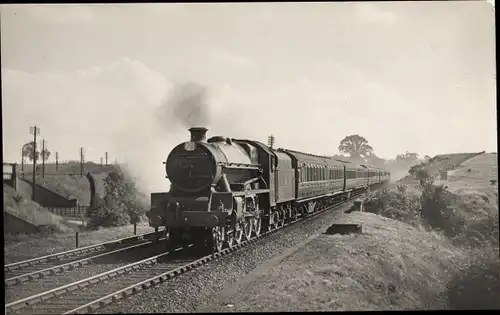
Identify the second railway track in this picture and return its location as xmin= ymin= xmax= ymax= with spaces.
xmin=5 ymin=231 xmax=162 ymax=279
xmin=6 ymin=189 xmax=367 ymax=315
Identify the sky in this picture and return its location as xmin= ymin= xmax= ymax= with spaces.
xmin=1 ymin=2 xmax=497 ymax=193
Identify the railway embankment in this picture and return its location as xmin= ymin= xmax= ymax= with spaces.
xmin=198 ymin=152 xmax=499 ymax=311
xmin=198 ymin=211 xmax=468 ymax=312
xmin=3 ymin=184 xmax=77 ymax=235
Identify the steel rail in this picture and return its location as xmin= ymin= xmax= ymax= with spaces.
xmin=5 ymin=236 xmax=167 ymax=287
xmin=5 ymin=231 xmax=160 ymax=273
xmin=5 ymin=243 xmax=189 ymax=314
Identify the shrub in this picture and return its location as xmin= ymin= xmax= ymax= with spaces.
xmin=446 ymin=246 xmax=500 ymax=310
xmin=87 ymin=171 xmax=148 ymax=228
xmin=363 ymin=185 xmax=422 ymax=227
xmin=13 ymin=194 xmax=23 ymax=204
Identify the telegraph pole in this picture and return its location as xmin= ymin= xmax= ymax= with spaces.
xmin=268 ymin=134 xmax=275 ymax=149
xmin=42 ymin=139 xmax=45 ymax=178
xmin=56 ymin=152 xmax=59 ymax=171
xmin=21 ymin=147 xmax=24 ymax=174
xmin=29 ymin=126 xmax=40 ymax=201
xmin=80 ymin=147 xmax=84 ymax=177
xmin=105 ymin=152 xmax=108 ymax=166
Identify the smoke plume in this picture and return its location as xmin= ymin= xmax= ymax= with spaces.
xmin=157 ymin=82 xmax=212 ymax=132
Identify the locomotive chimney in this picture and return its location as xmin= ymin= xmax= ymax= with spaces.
xmin=189 ymin=127 xmax=208 ymax=142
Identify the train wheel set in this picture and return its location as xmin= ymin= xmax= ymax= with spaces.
xmin=156 ymin=186 xmax=373 ymax=254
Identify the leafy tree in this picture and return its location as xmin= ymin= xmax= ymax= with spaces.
xmin=338 ymin=135 xmax=374 ymax=159
xmin=22 ymin=142 xmax=40 ymax=162
xmin=365 ymin=153 xmax=387 ymax=167
xmin=396 ymin=151 xmax=419 ymax=163
xmin=41 ymin=149 xmax=51 ymax=161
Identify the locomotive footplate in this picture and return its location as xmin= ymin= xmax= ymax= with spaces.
xmin=163 ymin=209 xmax=231 ymax=228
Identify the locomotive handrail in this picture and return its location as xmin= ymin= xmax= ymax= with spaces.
xmin=218 ymin=162 xmax=261 ymax=169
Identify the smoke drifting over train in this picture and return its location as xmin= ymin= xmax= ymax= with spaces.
xmin=157 ymin=82 xmax=212 ymax=132
xmin=115 ymin=81 xmax=216 ymax=196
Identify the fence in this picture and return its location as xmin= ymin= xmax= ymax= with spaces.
xmin=46 ymin=206 xmax=89 ymax=218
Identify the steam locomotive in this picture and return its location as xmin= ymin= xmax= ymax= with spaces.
xmin=146 ymin=127 xmax=390 ymax=253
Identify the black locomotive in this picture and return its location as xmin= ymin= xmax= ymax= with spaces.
xmin=146 ymin=127 xmax=390 ymax=252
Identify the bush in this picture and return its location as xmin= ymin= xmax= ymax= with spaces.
xmin=87 ymin=171 xmax=148 ymax=228
xmin=13 ymin=194 xmax=23 ymax=204
xmin=364 ymin=185 xmax=422 ymax=227
xmin=88 ymin=196 xmax=130 ymax=228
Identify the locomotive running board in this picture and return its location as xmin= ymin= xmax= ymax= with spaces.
xmin=295 ymin=189 xmax=353 ymax=204
xmin=229 ymin=188 xmax=270 ymax=197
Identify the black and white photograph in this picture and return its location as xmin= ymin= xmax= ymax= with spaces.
xmin=2 ymin=1 xmax=498 ymax=313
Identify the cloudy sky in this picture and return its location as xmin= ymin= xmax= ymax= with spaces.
xmin=1 ymin=2 xmax=496 ymax=192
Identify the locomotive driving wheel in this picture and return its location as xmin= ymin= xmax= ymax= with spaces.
xmin=234 ymin=222 xmax=244 ymax=245
xmin=279 ymin=209 xmax=286 ymax=227
xmin=271 ymin=212 xmax=279 ymax=230
xmin=226 ymin=225 xmax=235 ymax=248
xmin=243 ymin=217 xmax=253 ymax=241
xmin=252 ymin=215 xmax=262 ymax=237
xmin=210 ymin=226 xmax=224 ymax=253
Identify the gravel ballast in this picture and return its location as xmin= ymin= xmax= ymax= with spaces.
xmin=101 ymin=200 xmax=357 ymax=313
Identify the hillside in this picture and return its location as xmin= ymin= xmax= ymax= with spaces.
xmin=444 ymin=153 xmax=498 ymax=196
xmin=21 ymin=161 xmax=118 ymax=176
xmin=398 ymin=151 xmax=485 ymax=183
xmin=3 ymin=184 xmax=77 ymax=234
xmin=19 ymin=162 xmax=122 ymax=206
xmin=199 ymin=212 xmax=467 ymax=312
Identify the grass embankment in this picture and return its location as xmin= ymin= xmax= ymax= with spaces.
xmin=21 ymin=161 xmax=118 ymax=176
xmin=3 ymin=184 xmax=76 ymax=232
xmin=202 ymin=212 xmax=466 ymax=312
xmin=398 ymin=151 xmax=484 ymax=184
xmin=19 ymin=162 xmax=120 ymax=205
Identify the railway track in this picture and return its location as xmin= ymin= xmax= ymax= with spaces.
xmin=4 ymin=232 xmax=162 ymax=282
xmin=5 ymin=238 xmax=171 ymax=307
xmin=6 ymin=189 xmax=367 ymax=315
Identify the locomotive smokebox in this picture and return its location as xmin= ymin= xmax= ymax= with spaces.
xmin=189 ymin=127 xmax=208 ymax=142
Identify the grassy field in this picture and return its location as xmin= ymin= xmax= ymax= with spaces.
xmin=4 ymin=221 xmax=155 ymax=264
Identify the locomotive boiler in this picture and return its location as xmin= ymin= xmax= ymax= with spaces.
xmin=147 ymin=127 xmax=270 ymax=252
